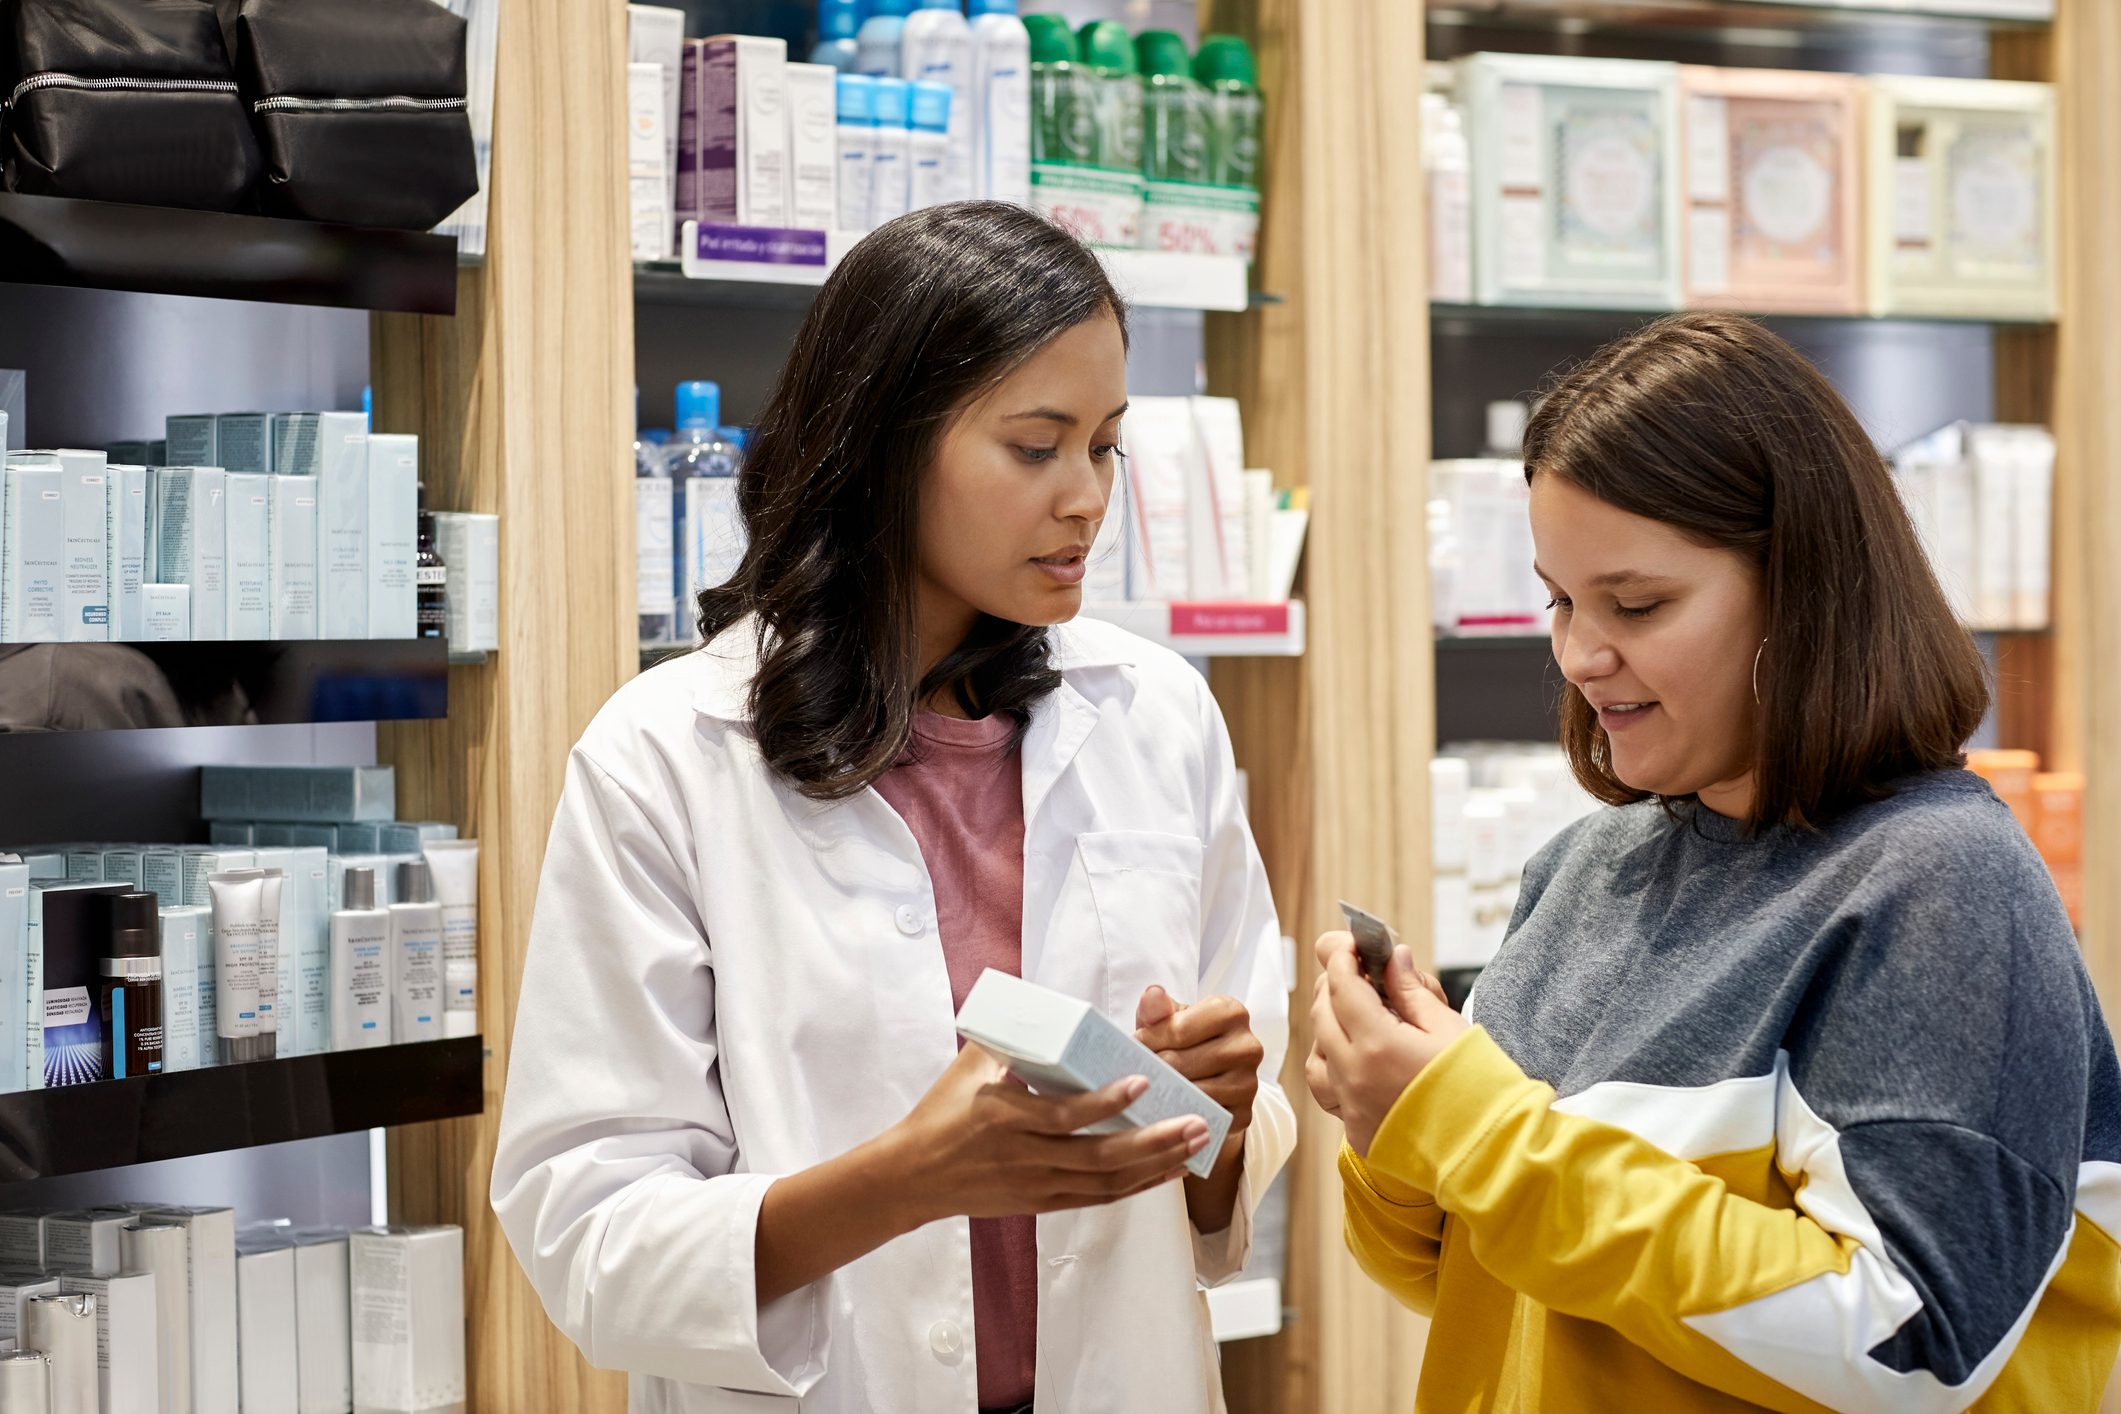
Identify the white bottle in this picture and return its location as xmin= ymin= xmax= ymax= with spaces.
xmin=389 ymin=859 xmax=442 ymax=1045
xmin=909 ymin=81 xmax=953 ymax=211
xmin=901 ymin=0 xmax=973 ymax=204
xmin=870 ymin=78 xmax=914 ymax=225
xmin=329 ymin=866 xmax=392 ymax=1050
xmin=969 ymin=0 xmax=1030 ymax=205
xmin=836 ymin=73 xmax=877 ymax=231
xmin=1425 ymin=95 xmax=1473 ymax=304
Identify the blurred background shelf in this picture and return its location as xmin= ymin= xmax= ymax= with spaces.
xmin=1427 ymin=0 xmax=2049 ymax=46
xmin=0 ymin=1037 xmax=483 ymax=1184
xmin=1080 ymin=601 xmax=1307 ymax=657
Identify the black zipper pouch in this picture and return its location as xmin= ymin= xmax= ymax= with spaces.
xmin=0 ymin=0 xmax=261 ymax=209
xmin=236 ymin=0 xmax=475 ymax=230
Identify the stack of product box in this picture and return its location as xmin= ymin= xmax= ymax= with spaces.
xmin=1428 ymin=745 xmax=1602 ymax=977
xmin=1894 ymin=422 xmax=2056 ymax=633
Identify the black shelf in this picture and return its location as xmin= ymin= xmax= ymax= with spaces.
xmin=0 ymin=194 xmax=456 ymax=314
xmin=0 ymin=639 xmax=449 ymax=733
xmin=0 ymin=1037 xmax=482 ymax=1182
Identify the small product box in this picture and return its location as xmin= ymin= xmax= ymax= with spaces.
xmin=213 ymin=414 xmax=272 ymax=475
xmin=0 ymin=1272 xmax=60 ymax=1344
xmin=56 ymin=1270 xmax=159 ymax=1414
xmin=159 ymin=905 xmax=207 ymax=1073
xmin=112 ymin=463 xmax=150 ymax=640
xmin=152 ymin=467 xmax=228 ymax=641
xmin=164 ymin=415 xmax=216 ymax=468
xmin=1678 ymin=65 xmax=1864 ymax=314
xmin=141 ymin=850 xmax=184 ymax=908
xmin=1460 ymin=52 xmax=1683 ymax=310
xmin=629 ymin=61 xmax=671 ymax=262
xmin=350 ymin=1226 xmax=466 ymax=1413
xmin=178 ymin=848 xmax=256 ymax=909
xmin=432 ymin=512 xmax=499 ymax=654
xmin=700 ymin=34 xmax=790 ymax=228
xmin=200 ymin=766 xmax=397 ymax=824
xmin=223 ymin=472 xmax=272 ymax=640
xmin=785 ymin=61 xmax=839 ymax=232
xmin=41 ymin=1211 xmax=130 ymax=1278
xmin=1867 ymin=75 xmax=2056 ymax=320
xmin=288 ymin=1229 xmax=352 ymax=1414
xmin=955 ymin=969 xmax=1232 ymax=1179
xmin=1 ymin=461 xmax=61 ymax=642
xmin=142 ymin=583 xmax=191 ymax=641
xmin=237 ymin=1235 xmax=299 ymax=1413
xmin=147 ymin=1205 xmax=238 ymax=1414
xmin=0 ymin=857 xmax=23 ymax=1093
xmin=629 ymin=3 xmax=686 ymax=249
xmin=366 ymin=436 xmax=419 ymax=639
xmin=276 ymin=412 xmax=371 ymax=640
xmin=267 ymin=474 xmax=321 ymax=639
xmin=52 ymin=450 xmax=112 ymax=642
xmin=31 ymin=886 xmax=128 ymax=1089
xmin=0 ymin=1210 xmax=50 ymax=1270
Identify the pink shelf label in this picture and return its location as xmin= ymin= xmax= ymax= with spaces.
xmin=693 ymin=223 xmax=828 ymax=266
xmin=1171 ymin=602 xmax=1290 ymax=637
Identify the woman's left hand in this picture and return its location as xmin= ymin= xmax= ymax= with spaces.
xmin=1312 ymin=932 xmax=1472 ymax=1156
xmin=1136 ymin=986 xmax=1262 ymax=1154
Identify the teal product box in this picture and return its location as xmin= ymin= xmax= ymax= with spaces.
xmin=200 ymin=766 xmax=396 ymax=824
xmin=215 ymin=414 xmax=271 ymax=474
xmin=208 ymin=822 xmax=256 ymax=846
xmin=165 ymin=415 xmax=216 ymax=467
xmin=140 ymin=850 xmax=184 ymax=909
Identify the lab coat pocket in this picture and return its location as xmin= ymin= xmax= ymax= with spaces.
xmin=1077 ymin=830 xmax=1205 ymax=1023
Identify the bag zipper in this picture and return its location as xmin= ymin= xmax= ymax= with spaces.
xmin=254 ymin=95 xmax=466 ymax=115
xmin=9 ymin=72 xmax=238 ymax=107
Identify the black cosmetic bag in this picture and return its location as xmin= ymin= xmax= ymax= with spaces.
xmin=0 ymin=0 xmax=261 ymax=209
xmin=235 ymin=0 xmax=475 ymax=229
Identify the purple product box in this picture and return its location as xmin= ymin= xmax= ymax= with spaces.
xmin=699 ymin=38 xmax=741 ymax=223
xmin=675 ymin=39 xmax=705 ymax=223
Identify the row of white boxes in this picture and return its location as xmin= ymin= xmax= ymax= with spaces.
xmin=1087 ymin=395 xmax=1304 ymax=606
xmin=0 ymin=414 xmax=423 ymax=644
xmin=0 ymin=1206 xmax=462 ymax=1414
xmin=1429 ymin=746 xmax=1601 ymax=973
xmin=1424 ymin=55 xmax=2057 ymax=321
xmin=1427 ymin=414 xmax=2057 ymax=638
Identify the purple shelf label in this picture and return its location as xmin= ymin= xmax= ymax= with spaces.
xmin=693 ymin=223 xmax=829 ymax=267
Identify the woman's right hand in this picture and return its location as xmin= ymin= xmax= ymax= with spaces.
xmin=1303 ymin=932 xmax=1451 ymax=1122
xmin=879 ymin=1043 xmax=1211 ymax=1225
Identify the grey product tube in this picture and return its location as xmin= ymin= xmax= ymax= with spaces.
xmin=0 ymin=1350 xmax=50 ymax=1414
xmin=121 ymin=1222 xmax=191 ymax=1414
xmin=20 ymin=1293 xmax=93 ymax=1414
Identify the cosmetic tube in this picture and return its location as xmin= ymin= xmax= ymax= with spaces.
xmin=207 ymin=869 xmax=282 ymax=1064
xmin=422 ymin=842 xmax=477 ymax=1036
xmin=330 ymin=868 xmax=391 ymax=1051
xmin=21 ymin=1293 xmax=93 ymax=1414
xmin=0 ymin=1349 xmax=52 ymax=1413
xmin=120 ymin=1222 xmax=190 ymax=1414
xmin=388 ymin=862 xmax=441 ymax=1044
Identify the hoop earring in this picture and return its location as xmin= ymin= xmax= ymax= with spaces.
xmin=1752 ymin=637 xmax=1767 ymax=706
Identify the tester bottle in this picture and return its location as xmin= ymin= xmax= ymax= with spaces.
xmin=99 ymin=891 xmax=164 ymax=1079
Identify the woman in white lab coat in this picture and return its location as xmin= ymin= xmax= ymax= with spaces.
xmin=491 ymin=202 xmax=1294 ymax=1414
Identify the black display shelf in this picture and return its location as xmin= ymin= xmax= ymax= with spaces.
xmin=0 ymin=1037 xmax=482 ymax=1182
xmin=0 ymin=639 xmax=449 ymax=733
xmin=1427 ymin=0 xmax=2048 ymax=44
xmin=0 ymin=193 xmax=456 ymax=314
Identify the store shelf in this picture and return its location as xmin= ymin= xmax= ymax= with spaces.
xmin=0 ymin=193 xmax=456 ymax=313
xmin=1080 ymin=601 xmax=1307 ymax=657
xmin=637 ymin=224 xmax=1258 ymax=314
xmin=0 ymin=639 xmax=449 ymax=733
xmin=1427 ymin=0 xmax=2048 ymax=44
xmin=1209 ymin=1277 xmax=1285 ymax=1343
xmin=0 ymin=1037 xmax=482 ymax=1183
xmin=1430 ymin=302 xmax=2052 ymax=335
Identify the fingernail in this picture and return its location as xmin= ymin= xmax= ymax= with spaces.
xmin=1185 ymin=1123 xmax=1211 ymax=1154
xmin=1395 ymin=945 xmax=1412 ymax=968
xmin=1125 ymin=1076 xmax=1150 ymax=1101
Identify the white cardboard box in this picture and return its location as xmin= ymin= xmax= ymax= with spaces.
xmin=41 ymin=1211 xmax=129 ymax=1278
xmin=267 ymin=475 xmax=320 ymax=639
xmin=432 ymin=513 xmax=499 ymax=654
xmin=236 ymin=1238 xmax=297 ymax=1414
xmin=785 ymin=62 xmax=839 ymax=232
xmin=147 ymin=1206 xmax=237 ymax=1414
xmin=350 ymin=1226 xmax=465 ymax=1413
xmin=152 ymin=467 xmax=228 ymax=641
xmin=701 ymin=35 xmax=789 ymax=228
xmin=57 ymin=1270 xmax=159 ymax=1414
xmin=366 ymin=437 xmax=419 ymax=639
xmin=955 ymin=969 xmax=1230 ymax=1179
xmin=223 ymin=472 xmax=272 ymax=640
xmin=287 ymin=1230 xmax=351 ymax=1414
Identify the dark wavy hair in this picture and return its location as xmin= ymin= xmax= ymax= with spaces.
xmin=696 ymin=202 xmax=1129 ymax=800
xmin=1525 ymin=312 xmax=1989 ymax=833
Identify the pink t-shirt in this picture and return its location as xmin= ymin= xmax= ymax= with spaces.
xmin=874 ymin=710 xmax=1036 ymax=1409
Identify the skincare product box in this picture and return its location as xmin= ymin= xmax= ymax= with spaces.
xmin=786 ymin=61 xmax=839 ymax=232
xmin=1678 ymin=66 xmax=1864 ymax=314
xmin=179 ymin=849 xmax=256 ymax=909
xmin=0 ymin=859 xmax=23 ymax=1094
xmin=141 ymin=850 xmax=183 ymax=908
xmin=214 ymin=414 xmax=271 ymax=475
xmin=1118 ymin=398 xmax=1195 ymax=601
xmin=0 ymin=1211 xmax=49 ymax=1271
xmin=366 ymin=436 xmax=419 ymax=639
xmin=2 ymin=462 xmax=61 ymax=642
xmin=210 ymin=823 xmax=256 ymax=847
xmin=53 ymin=451 xmax=112 ymax=642
xmin=255 ymin=848 xmax=328 ymax=1059
xmin=146 ymin=1205 xmax=238 ymax=1414
xmin=152 ymin=467 xmax=229 ymax=641
xmin=333 ymin=824 xmax=381 ymax=854
xmin=1187 ymin=396 xmax=1249 ymax=602
xmin=165 ymin=416 xmax=217 ymax=468
xmin=112 ymin=463 xmax=150 ymax=640
xmin=267 ymin=475 xmax=320 ymax=639
xmin=107 ymin=442 xmax=150 ymax=467
xmin=224 ymin=472 xmax=272 ymax=640
xmin=349 ymin=1226 xmax=466 ymax=1414
xmin=236 ymin=1236 xmax=299 ymax=1413
xmin=55 ymin=1270 xmax=159 ymax=1414
xmin=30 ymin=885 xmax=126 ymax=1089
xmin=629 ymin=61 xmax=671 ymax=262
xmin=100 ymin=849 xmax=143 ymax=889
xmin=1460 ymin=53 xmax=1683 ymax=309
xmin=1894 ymin=421 xmax=2056 ymax=631
xmin=629 ymin=5 xmax=687 ymax=253
xmin=1867 ymin=76 xmax=2055 ymax=320
xmin=42 ymin=1211 xmax=129 ymax=1278
xmin=699 ymin=35 xmax=790 ymax=228
xmin=276 ymin=413 xmax=370 ymax=640
xmin=432 ymin=513 xmax=499 ymax=654
xmin=956 ymin=969 xmax=1232 ymax=1179
xmin=288 ymin=1230 xmax=352 ymax=1414
xmin=159 ymin=906 xmax=207 ymax=1074
xmin=142 ymin=583 xmax=191 ymax=641
xmin=200 ymin=766 xmax=396 ymax=824
xmin=0 ymin=1273 xmax=60 ymax=1344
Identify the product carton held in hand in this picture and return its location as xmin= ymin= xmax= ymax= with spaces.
xmin=955 ymin=969 xmax=1230 ymax=1179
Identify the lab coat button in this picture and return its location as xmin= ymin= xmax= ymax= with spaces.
xmin=896 ymin=905 xmax=923 ymax=936
xmin=929 ymin=1320 xmax=964 ymax=1364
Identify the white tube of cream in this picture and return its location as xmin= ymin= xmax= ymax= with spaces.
xmin=423 ymin=839 xmax=479 ymax=1036
xmin=208 ymin=869 xmax=271 ymax=1064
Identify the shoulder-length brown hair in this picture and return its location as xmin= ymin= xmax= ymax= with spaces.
xmin=1524 ymin=312 xmax=1989 ymax=833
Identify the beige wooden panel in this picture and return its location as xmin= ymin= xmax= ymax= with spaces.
xmin=1205 ymin=1 xmax=1433 ymax=1411
xmin=370 ymin=0 xmax=635 ymax=1406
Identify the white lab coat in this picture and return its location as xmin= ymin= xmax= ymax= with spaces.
xmin=491 ymin=616 xmax=1295 ymax=1414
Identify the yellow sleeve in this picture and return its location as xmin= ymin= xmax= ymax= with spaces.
xmin=1361 ymin=1028 xmax=1977 ymax=1414
xmin=1338 ymin=1142 xmax=1446 ymax=1316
